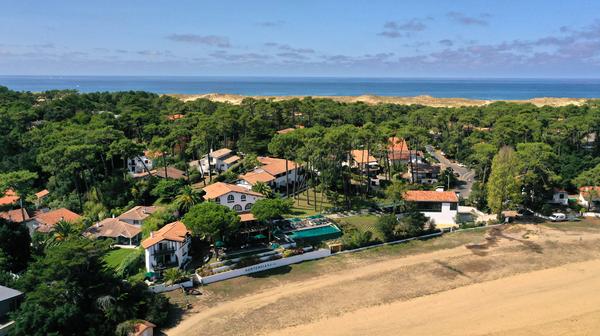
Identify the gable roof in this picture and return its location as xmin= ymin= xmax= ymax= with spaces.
xmin=387 ymin=137 xmax=411 ymax=160
xmin=167 ymin=114 xmax=184 ymax=121
xmin=257 ymin=156 xmax=298 ymax=176
xmin=239 ymin=213 xmax=256 ymax=222
xmin=141 ymin=221 xmax=190 ymax=249
xmin=351 ymin=150 xmax=377 ymax=164
xmin=132 ymin=320 xmax=156 ymax=336
xmin=0 ymin=189 xmax=20 ymax=206
xmin=580 ymin=186 xmax=600 ymax=198
xmin=33 ymin=208 xmax=82 ymax=233
xmin=118 ymin=206 xmax=158 ymax=222
xmin=35 ymin=189 xmax=50 ymax=199
xmin=239 ymin=170 xmax=276 ymax=185
xmin=0 ymin=285 xmax=23 ymax=302
xmin=210 ymin=148 xmax=233 ymax=159
xmin=203 ymin=182 xmax=263 ymax=200
xmin=222 ymin=155 xmax=241 ymax=165
xmin=154 ymin=166 xmax=187 ymax=180
xmin=84 ymin=218 xmax=142 ymax=239
xmin=0 ymin=208 xmax=30 ymax=223
xmin=404 ymin=190 xmax=458 ymax=203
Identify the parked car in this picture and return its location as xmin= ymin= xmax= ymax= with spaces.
xmin=549 ymin=213 xmax=567 ymax=222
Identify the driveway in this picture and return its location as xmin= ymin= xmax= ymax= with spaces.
xmin=426 ymin=145 xmax=475 ymax=198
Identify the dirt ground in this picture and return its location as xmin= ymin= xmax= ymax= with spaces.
xmin=165 ymin=221 xmax=600 ymax=336
xmin=167 ymin=93 xmax=591 ymax=107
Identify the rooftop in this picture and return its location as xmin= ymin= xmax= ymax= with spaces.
xmin=203 ymin=182 xmax=263 ymax=199
xmin=154 ymin=166 xmax=187 ymax=180
xmin=132 ymin=320 xmax=156 ymax=336
xmin=351 ymin=149 xmax=377 ymax=164
xmin=404 ymin=190 xmax=458 ymax=203
xmin=33 ymin=208 xmax=82 ymax=232
xmin=0 ymin=189 xmax=19 ymax=206
xmin=223 ymin=155 xmax=241 ymax=165
xmin=0 ymin=208 xmax=30 ymax=223
xmin=239 ymin=170 xmax=276 ymax=185
xmin=35 ymin=189 xmax=49 ymax=199
xmin=257 ymin=156 xmax=298 ymax=176
xmin=210 ymin=148 xmax=233 ymax=159
xmin=0 ymin=285 xmax=22 ymax=302
xmin=118 ymin=206 xmax=158 ymax=221
xmin=141 ymin=221 xmax=190 ymax=249
xmin=84 ymin=217 xmax=142 ymax=239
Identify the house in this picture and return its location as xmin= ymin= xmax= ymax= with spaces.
xmin=130 ymin=320 xmax=156 ymax=336
xmin=192 ymin=148 xmax=241 ymax=175
xmin=579 ymin=186 xmax=600 ymax=210
xmin=0 ymin=190 xmax=19 ymax=207
xmin=407 ymin=163 xmax=441 ymax=184
xmin=84 ymin=217 xmax=142 ymax=246
xmin=167 ymin=114 xmax=184 ymax=121
xmin=0 ymin=285 xmax=23 ymax=336
xmin=547 ymin=188 xmax=569 ymax=206
xmin=127 ymin=151 xmax=157 ymax=175
xmin=0 ymin=208 xmax=29 ymax=223
xmin=118 ymin=206 xmax=158 ymax=226
xmin=238 ymin=156 xmax=304 ymax=191
xmin=202 ymin=182 xmax=264 ymax=212
xmin=154 ymin=166 xmax=187 ymax=180
xmin=141 ymin=221 xmax=191 ymax=273
xmin=404 ymin=189 xmax=459 ymax=226
xmin=387 ymin=137 xmax=411 ymax=164
xmin=348 ymin=149 xmax=379 ymax=174
xmin=26 ymin=208 xmax=81 ymax=235
xmin=34 ymin=189 xmax=49 ymax=208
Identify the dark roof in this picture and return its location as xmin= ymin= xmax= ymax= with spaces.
xmin=0 ymin=285 xmax=22 ymax=302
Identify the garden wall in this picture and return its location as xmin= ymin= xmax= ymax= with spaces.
xmin=148 ymin=279 xmax=194 ymax=293
xmin=197 ymin=249 xmax=331 ymax=284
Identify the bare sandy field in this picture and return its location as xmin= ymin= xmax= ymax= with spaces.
xmin=168 ymin=93 xmax=590 ymax=107
xmin=165 ymin=222 xmax=600 ymax=336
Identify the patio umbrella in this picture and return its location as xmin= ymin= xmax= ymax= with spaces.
xmin=215 ymin=240 xmax=225 ymax=248
xmin=253 ymin=234 xmax=267 ymax=239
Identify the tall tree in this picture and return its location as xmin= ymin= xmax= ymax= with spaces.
xmin=487 ymin=146 xmax=522 ymax=219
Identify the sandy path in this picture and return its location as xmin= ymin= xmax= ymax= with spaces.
xmin=166 ymin=245 xmax=472 ymax=335
xmin=269 ymin=259 xmax=600 ymax=336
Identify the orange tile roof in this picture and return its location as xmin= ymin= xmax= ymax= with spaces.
xmin=155 ymin=166 xmax=187 ymax=180
xmin=118 ymin=206 xmax=158 ymax=221
xmin=203 ymin=182 xmax=263 ymax=200
xmin=580 ymin=186 xmax=600 ymax=198
xmin=0 ymin=208 xmax=30 ymax=223
xmin=257 ymin=156 xmax=298 ymax=176
xmin=277 ymin=128 xmax=296 ymax=134
xmin=35 ymin=189 xmax=49 ymax=199
xmin=351 ymin=150 xmax=377 ymax=164
xmin=167 ymin=114 xmax=184 ymax=120
xmin=387 ymin=137 xmax=411 ymax=160
xmin=141 ymin=221 xmax=190 ymax=249
xmin=404 ymin=190 xmax=458 ymax=203
xmin=239 ymin=213 xmax=256 ymax=222
xmin=84 ymin=218 xmax=141 ymax=239
xmin=33 ymin=208 xmax=81 ymax=233
xmin=0 ymin=189 xmax=20 ymax=206
xmin=210 ymin=148 xmax=233 ymax=159
xmin=239 ymin=171 xmax=276 ymax=185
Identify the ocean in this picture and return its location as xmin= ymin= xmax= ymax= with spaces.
xmin=1 ymin=76 xmax=600 ymax=100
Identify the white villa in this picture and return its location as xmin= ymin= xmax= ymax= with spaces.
xmin=141 ymin=221 xmax=191 ymax=273
xmin=117 ymin=205 xmax=158 ymax=225
xmin=191 ymin=148 xmax=241 ymax=175
xmin=238 ymin=156 xmax=304 ymax=191
xmin=547 ymin=188 xmax=569 ymax=206
xmin=202 ymin=182 xmax=264 ymax=212
xmin=403 ymin=189 xmax=459 ymax=227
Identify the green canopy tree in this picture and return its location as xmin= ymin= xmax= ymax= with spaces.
xmin=0 ymin=170 xmax=38 ymax=222
xmin=182 ymin=202 xmax=240 ymax=243
xmin=487 ymin=146 xmax=522 ymax=220
xmin=174 ymin=185 xmax=204 ymax=214
xmin=251 ymin=198 xmax=293 ymax=239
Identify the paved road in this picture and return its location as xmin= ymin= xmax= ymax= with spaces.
xmin=426 ymin=145 xmax=475 ymax=198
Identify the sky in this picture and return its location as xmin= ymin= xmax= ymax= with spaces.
xmin=2 ymin=0 xmax=600 ymax=78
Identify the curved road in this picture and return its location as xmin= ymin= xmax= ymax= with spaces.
xmin=426 ymin=145 xmax=475 ymax=198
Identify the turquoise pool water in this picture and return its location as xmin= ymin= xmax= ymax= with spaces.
xmin=286 ymin=225 xmax=341 ymax=241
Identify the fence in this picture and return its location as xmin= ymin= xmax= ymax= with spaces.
xmin=197 ymin=249 xmax=331 ymax=284
xmin=148 ymin=279 xmax=194 ymax=293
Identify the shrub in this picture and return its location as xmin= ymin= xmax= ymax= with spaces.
xmin=235 ymin=256 xmax=260 ymax=269
xmin=342 ymin=229 xmax=373 ymax=249
xmin=376 ymin=214 xmax=397 ymax=242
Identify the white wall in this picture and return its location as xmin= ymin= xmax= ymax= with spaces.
xmin=144 ymin=238 xmax=191 ymax=272
xmin=127 ymin=156 xmax=153 ymax=174
xmin=197 ymin=249 xmax=331 ymax=284
xmin=214 ymin=191 xmax=262 ymax=212
xmin=420 ymin=202 xmax=457 ymax=225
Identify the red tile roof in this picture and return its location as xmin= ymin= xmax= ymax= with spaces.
xmin=132 ymin=320 xmax=156 ymax=336
xmin=404 ymin=190 xmax=458 ymax=203
xmin=118 ymin=206 xmax=158 ymax=222
xmin=0 ymin=208 xmax=30 ymax=223
xmin=141 ymin=221 xmax=190 ymax=249
xmin=257 ymin=156 xmax=298 ymax=176
xmin=167 ymin=114 xmax=184 ymax=120
xmin=210 ymin=148 xmax=233 ymax=159
xmin=154 ymin=166 xmax=187 ymax=180
xmin=239 ymin=171 xmax=276 ymax=185
xmin=33 ymin=208 xmax=81 ymax=233
xmin=0 ymin=189 xmax=20 ymax=206
xmin=351 ymin=150 xmax=377 ymax=164
xmin=579 ymin=186 xmax=600 ymax=198
xmin=35 ymin=189 xmax=49 ymax=199
xmin=203 ymin=182 xmax=263 ymax=200
xmin=239 ymin=213 xmax=256 ymax=222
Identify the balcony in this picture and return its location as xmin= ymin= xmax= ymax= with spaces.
xmin=153 ymin=247 xmax=176 ymax=256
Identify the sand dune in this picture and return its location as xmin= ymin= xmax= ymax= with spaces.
xmin=168 ymin=93 xmax=590 ymax=107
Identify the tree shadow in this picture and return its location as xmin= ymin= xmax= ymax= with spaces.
xmin=247 ymin=265 xmax=293 ymax=278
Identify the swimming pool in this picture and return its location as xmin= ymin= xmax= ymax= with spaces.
xmin=286 ymin=224 xmax=342 ymax=242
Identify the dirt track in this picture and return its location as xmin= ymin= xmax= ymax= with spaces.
xmin=166 ymin=223 xmax=600 ymax=336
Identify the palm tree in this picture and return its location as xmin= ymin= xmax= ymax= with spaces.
xmin=52 ymin=220 xmax=78 ymax=241
xmin=175 ymin=185 xmax=203 ymax=214
xmin=252 ymin=181 xmax=274 ymax=198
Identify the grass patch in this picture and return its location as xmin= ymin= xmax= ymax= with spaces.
xmin=542 ymin=218 xmax=600 ymax=232
xmin=336 ymin=214 xmax=383 ymax=242
xmin=288 ymin=188 xmax=333 ymax=217
xmin=104 ymin=248 xmax=139 ymax=269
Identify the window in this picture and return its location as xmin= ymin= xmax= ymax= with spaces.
xmin=559 ymin=193 xmax=565 ymax=199
xmin=215 ymin=197 xmax=220 ymax=204
xmin=227 ymin=195 xmax=234 ymax=203
xmin=245 ymin=203 xmax=253 ymax=210
xmin=414 ymin=202 xmax=442 ymax=212
xmin=450 ymin=202 xmax=458 ymax=211
xmin=233 ymin=204 xmax=242 ymax=212
xmin=241 ymin=194 xmax=246 ymax=201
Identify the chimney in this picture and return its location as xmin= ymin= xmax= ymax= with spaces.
xmin=435 ymin=187 xmax=445 ymax=192
xmin=150 ymin=232 xmax=154 ymax=238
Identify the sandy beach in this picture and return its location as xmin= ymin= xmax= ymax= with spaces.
xmin=168 ymin=93 xmax=590 ymax=107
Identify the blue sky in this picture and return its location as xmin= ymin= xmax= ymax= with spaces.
xmin=2 ymin=0 xmax=600 ymax=77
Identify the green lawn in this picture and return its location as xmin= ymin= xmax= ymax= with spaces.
xmin=104 ymin=248 xmax=139 ymax=269
xmin=288 ymin=188 xmax=333 ymax=217
xmin=336 ymin=214 xmax=384 ymax=242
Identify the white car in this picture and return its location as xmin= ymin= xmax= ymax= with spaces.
xmin=548 ymin=213 xmax=567 ymax=222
